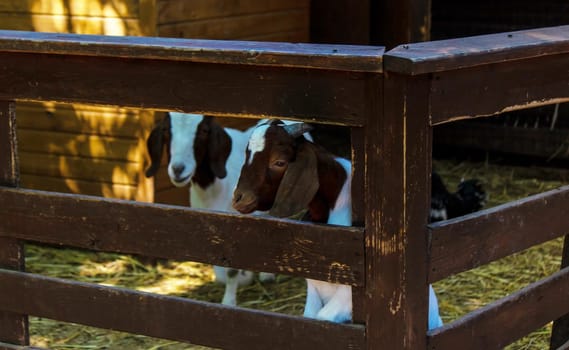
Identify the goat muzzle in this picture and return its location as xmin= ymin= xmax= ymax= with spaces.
xmin=232 ymin=190 xmax=258 ymax=214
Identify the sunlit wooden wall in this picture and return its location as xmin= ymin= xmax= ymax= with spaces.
xmin=0 ymin=0 xmax=310 ymax=206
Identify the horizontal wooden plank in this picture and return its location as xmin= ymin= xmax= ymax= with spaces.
xmin=154 ymin=185 xmax=189 ymax=206
xmin=0 ymin=269 xmax=365 ymax=350
xmin=240 ymin=29 xmax=309 ymax=43
xmin=429 ymin=185 xmax=569 ymax=283
xmin=427 ymin=266 xmax=569 ymax=349
xmin=20 ymin=174 xmax=139 ymax=200
xmin=429 ymin=53 xmax=569 ymax=125
xmin=0 ymin=51 xmax=369 ymax=126
xmin=434 ymin=121 xmax=569 ymax=159
xmin=18 ymin=129 xmax=140 ymax=162
xmin=0 ymin=187 xmax=364 ymax=285
xmin=158 ymin=10 xmax=308 ymax=41
xmin=0 ymin=0 xmax=138 ymax=18
xmin=157 ymin=0 xmax=309 ymax=24
xmin=0 ymin=30 xmax=383 ymax=73
xmin=16 ymin=103 xmax=148 ymax=138
xmin=0 ymin=14 xmax=143 ymax=36
xmin=0 ymin=341 xmax=45 ymax=350
xmin=19 ymin=152 xmax=141 ymax=186
xmin=384 ymin=25 xmax=569 ymax=75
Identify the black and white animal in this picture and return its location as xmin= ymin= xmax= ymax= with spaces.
xmin=232 ymin=119 xmax=443 ymax=328
xmin=430 ymin=171 xmax=487 ymax=223
xmin=145 ymin=112 xmax=275 ymax=306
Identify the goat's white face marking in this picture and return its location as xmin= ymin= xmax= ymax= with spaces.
xmin=168 ymin=113 xmax=204 ymax=187
xmin=247 ymin=125 xmax=269 ymax=165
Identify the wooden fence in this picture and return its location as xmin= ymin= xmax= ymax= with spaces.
xmin=0 ymin=26 xmax=568 ymax=349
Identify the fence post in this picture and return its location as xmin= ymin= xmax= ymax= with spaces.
xmin=364 ymin=71 xmax=432 ymax=349
xmin=0 ymin=100 xmax=29 ymax=345
xmin=550 ymin=235 xmax=569 ymax=349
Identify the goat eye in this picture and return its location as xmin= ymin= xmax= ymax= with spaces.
xmin=272 ymin=160 xmax=287 ymax=168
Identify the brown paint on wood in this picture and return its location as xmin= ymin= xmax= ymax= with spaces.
xmin=350 ymin=126 xmax=366 ymax=324
xmin=371 ymin=0 xmax=431 ymax=49
xmin=157 ymin=0 xmax=309 ymax=24
xmin=0 ymin=187 xmax=364 ymax=286
xmin=310 ymin=0 xmax=370 ymax=45
xmin=20 ymin=174 xmax=138 ymax=199
xmin=158 ymin=10 xmax=308 ymax=41
xmin=0 ymin=52 xmax=370 ymax=126
xmin=428 ymin=266 xmax=569 ymax=350
xmin=19 ymin=152 xmax=141 ymax=186
xmin=0 ymin=101 xmax=28 ymax=345
xmin=0 ymin=14 xmax=143 ymax=36
xmin=551 ymin=235 xmax=569 ymax=349
xmin=0 ymin=269 xmax=365 ymax=350
xmin=384 ymin=25 xmax=569 ymax=75
xmin=429 ymin=185 xmax=569 ymax=283
xmin=16 ymin=103 xmax=145 ymax=138
xmin=0 ymin=0 xmax=139 ymax=18
xmin=18 ymin=129 xmax=139 ymax=162
xmin=0 ymin=30 xmax=383 ymax=73
xmin=428 ymin=53 xmax=569 ymax=125
xmin=364 ymin=71 xmax=432 ymax=348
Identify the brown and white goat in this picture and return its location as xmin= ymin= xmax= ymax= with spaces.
xmin=232 ymin=120 xmax=444 ymax=328
xmin=232 ymin=119 xmax=353 ymax=322
xmin=145 ymin=112 xmax=274 ymax=306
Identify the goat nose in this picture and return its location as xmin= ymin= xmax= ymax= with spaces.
xmin=233 ymin=192 xmax=243 ymax=204
xmin=172 ymin=164 xmax=185 ymax=177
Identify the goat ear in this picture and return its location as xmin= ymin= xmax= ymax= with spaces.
xmin=207 ymin=117 xmax=231 ymax=179
xmin=269 ymin=142 xmax=319 ymax=218
xmin=145 ymin=115 xmax=169 ymax=177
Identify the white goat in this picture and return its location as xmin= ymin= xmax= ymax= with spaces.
xmin=145 ymin=112 xmax=274 ymax=306
xmin=232 ymin=120 xmax=443 ymax=328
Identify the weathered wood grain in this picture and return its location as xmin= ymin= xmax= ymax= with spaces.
xmin=428 ymin=266 xmax=569 ymax=350
xmin=157 ymin=0 xmax=309 ymax=24
xmin=0 ymin=30 xmax=383 ymax=73
xmin=0 ymin=101 xmax=27 ymax=345
xmin=0 ymin=0 xmax=138 ymax=18
xmin=16 ymin=103 xmax=145 ymax=138
xmin=0 ymin=269 xmax=365 ymax=350
xmin=363 ymin=71 xmax=432 ymax=348
xmin=429 ymin=185 xmax=569 ymax=283
xmin=18 ymin=129 xmax=138 ymax=162
xmin=0 ymin=51 xmax=369 ymax=126
xmin=384 ymin=25 xmax=569 ymax=75
xmin=371 ymin=0 xmax=431 ymax=49
xmin=0 ymin=187 xmax=364 ymax=286
xmin=158 ymin=10 xmax=308 ymax=41
xmin=428 ymin=53 xmax=569 ymax=125
xmin=551 ymin=235 xmax=569 ymax=349
xmin=20 ymin=174 xmax=138 ymax=199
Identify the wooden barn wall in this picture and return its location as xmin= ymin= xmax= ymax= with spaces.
xmin=0 ymin=0 xmax=310 ymax=207
xmin=0 ymin=0 xmax=157 ymax=204
xmin=156 ymin=0 xmax=310 ymax=42
xmin=431 ymin=0 xmax=569 ymax=39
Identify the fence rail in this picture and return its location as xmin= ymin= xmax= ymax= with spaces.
xmin=0 ymin=187 xmax=364 ymax=285
xmin=428 ymin=185 xmax=569 ymax=283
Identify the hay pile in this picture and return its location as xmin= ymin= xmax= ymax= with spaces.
xmin=26 ymin=158 xmax=569 ymax=349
